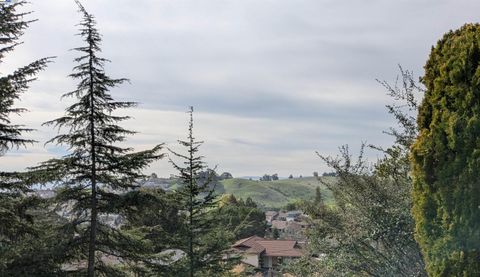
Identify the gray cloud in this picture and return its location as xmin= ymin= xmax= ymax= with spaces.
xmin=2 ymin=0 xmax=479 ymax=176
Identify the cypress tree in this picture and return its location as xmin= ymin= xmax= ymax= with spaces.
xmin=0 ymin=1 xmax=53 ymax=273
xmin=168 ymin=107 xmax=237 ymax=277
xmin=412 ymin=23 xmax=480 ymax=276
xmin=32 ymin=1 xmax=163 ymax=275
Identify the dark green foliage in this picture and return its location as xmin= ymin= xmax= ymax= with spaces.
xmin=322 ymin=172 xmax=336 ymax=177
xmin=412 ymin=23 xmax=480 ymax=276
xmin=290 ymin=68 xmax=426 ymax=276
xmin=0 ymin=198 xmax=69 ymax=276
xmin=217 ymin=194 xmax=267 ymax=240
xmin=260 ymin=174 xmax=272 ymax=181
xmin=168 ymin=108 xmax=238 ymax=277
xmin=272 ymin=227 xmax=280 ymax=240
xmin=314 ymin=186 xmax=322 ymax=204
xmin=0 ymin=1 xmax=51 ymax=151
xmin=284 ymin=200 xmax=301 ymax=211
xmin=122 ymin=188 xmax=183 ymax=275
xmin=0 ymin=1 xmax=54 ymax=275
xmin=219 ymin=172 xmax=233 ymax=180
xmin=30 ymin=2 xmax=163 ymax=275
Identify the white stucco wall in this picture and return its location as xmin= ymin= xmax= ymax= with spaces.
xmin=243 ymin=253 xmax=259 ymax=267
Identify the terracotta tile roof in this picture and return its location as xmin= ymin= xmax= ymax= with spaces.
xmin=256 ymin=240 xmax=303 ymax=257
xmin=271 ymin=220 xmax=287 ymax=230
xmin=233 ymin=235 xmax=264 ymax=248
xmin=233 ymin=235 xmax=266 ymax=254
xmin=232 ymin=236 xmax=303 ymax=257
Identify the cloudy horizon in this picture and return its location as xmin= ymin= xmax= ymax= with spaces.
xmin=2 ymin=0 xmax=479 ymax=177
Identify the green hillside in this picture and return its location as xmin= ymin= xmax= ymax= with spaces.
xmin=220 ymin=177 xmax=335 ymax=209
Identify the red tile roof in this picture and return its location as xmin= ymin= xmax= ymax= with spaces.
xmin=256 ymin=240 xmax=303 ymax=257
xmin=271 ymin=220 xmax=288 ymax=230
xmin=233 ymin=235 xmax=266 ymax=254
xmin=232 ymin=236 xmax=303 ymax=257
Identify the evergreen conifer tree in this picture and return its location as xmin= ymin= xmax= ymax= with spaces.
xmin=412 ymin=23 xmax=480 ymax=276
xmin=122 ymin=187 xmax=183 ymax=276
xmin=168 ymin=107 xmax=237 ymax=277
xmin=31 ymin=2 xmax=163 ymax=276
xmin=0 ymin=1 xmax=53 ymax=274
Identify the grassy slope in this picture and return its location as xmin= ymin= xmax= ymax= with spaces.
xmin=221 ymin=177 xmax=335 ymax=209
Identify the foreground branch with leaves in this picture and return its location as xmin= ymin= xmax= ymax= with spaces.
xmin=288 ymin=68 xmax=427 ymax=277
xmin=0 ymin=1 xmax=56 ymax=275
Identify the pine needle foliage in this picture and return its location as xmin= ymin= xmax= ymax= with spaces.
xmin=0 ymin=1 xmax=54 ymax=274
xmin=0 ymin=1 xmax=51 ymax=152
xmin=121 ymin=188 xmax=183 ymax=276
xmin=168 ymin=107 xmax=237 ymax=277
xmin=411 ymin=23 xmax=480 ymax=276
xmin=31 ymin=2 xmax=163 ymax=276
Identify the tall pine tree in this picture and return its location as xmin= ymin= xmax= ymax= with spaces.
xmin=168 ymin=107 xmax=237 ymax=277
xmin=31 ymin=2 xmax=163 ymax=276
xmin=0 ymin=1 xmax=53 ymax=274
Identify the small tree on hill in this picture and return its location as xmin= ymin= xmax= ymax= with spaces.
xmin=260 ymin=174 xmax=271 ymax=181
xmin=271 ymin=173 xmax=279 ymax=180
xmin=219 ymin=172 xmax=233 ymax=180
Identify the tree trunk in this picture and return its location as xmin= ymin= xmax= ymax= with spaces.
xmin=87 ymin=31 xmax=97 ymax=277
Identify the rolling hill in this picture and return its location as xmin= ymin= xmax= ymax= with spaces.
xmin=140 ymin=175 xmax=335 ymax=209
xmin=220 ymin=177 xmax=335 ymax=209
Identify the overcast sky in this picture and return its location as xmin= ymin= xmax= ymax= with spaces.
xmin=2 ymin=0 xmax=480 ymax=177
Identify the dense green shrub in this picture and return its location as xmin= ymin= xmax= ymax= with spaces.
xmin=412 ymin=23 xmax=480 ymax=276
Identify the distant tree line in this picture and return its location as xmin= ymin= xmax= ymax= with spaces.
xmin=321 ymin=171 xmax=337 ymax=177
xmin=260 ymin=173 xmax=278 ymax=181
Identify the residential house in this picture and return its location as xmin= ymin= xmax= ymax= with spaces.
xmin=270 ymin=220 xmax=288 ymax=232
xmin=265 ymin=211 xmax=278 ymax=223
xmin=286 ymin=210 xmax=302 ymax=222
xmin=231 ymin=236 xmax=303 ymax=271
xmin=270 ymin=220 xmax=310 ymax=240
xmin=277 ymin=211 xmax=288 ymax=221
